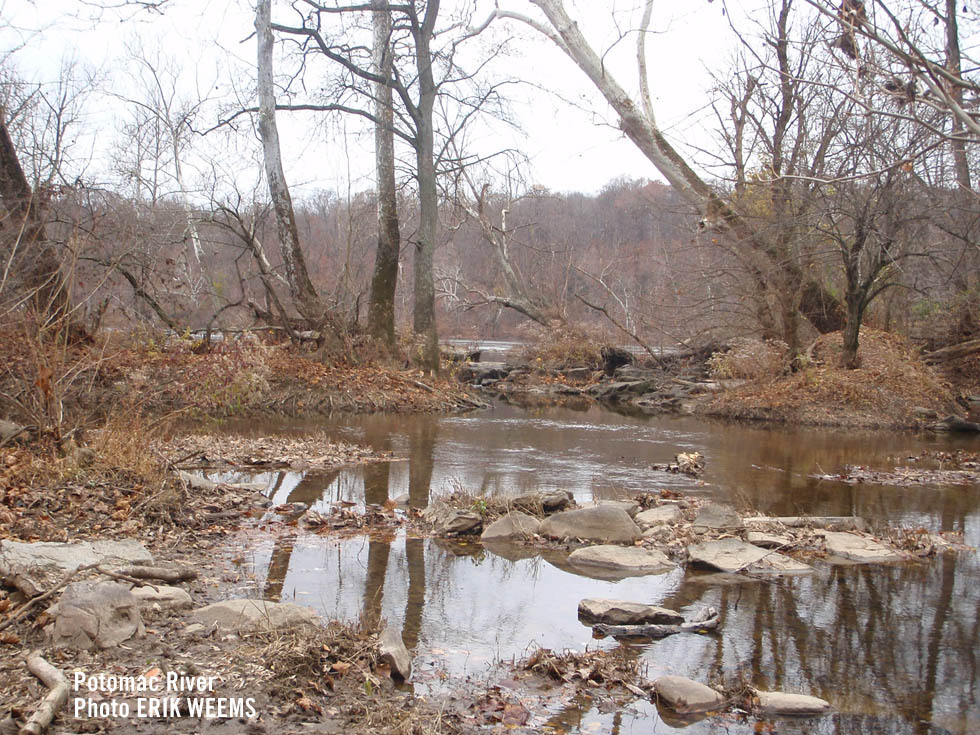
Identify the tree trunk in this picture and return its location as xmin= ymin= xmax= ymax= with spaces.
xmin=411 ymin=0 xmax=440 ymax=373
xmin=367 ymin=0 xmax=401 ymax=346
xmin=0 ymin=107 xmax=71 ymax=328
xmin=255 ymin=0 xmax=324 ymax=328
xmin=840 ymin=293 xmax=863 ymax=369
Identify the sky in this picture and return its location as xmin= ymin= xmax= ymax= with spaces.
xmin=0 ymin=0 xmax=762 ymax=198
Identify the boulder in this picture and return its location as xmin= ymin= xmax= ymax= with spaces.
xmin=457 ymin=362 xmax=512 ymax=384
xmin=691 ymin=502 xmax=742 ymax=531
xmin=568 ymin=545 xmax=673 ymax=576
xmin=46 ymin=581 xmax=145 ymax=649
xmin=594 ymin=499 xmax=640 ymax=517
xmin=601 ymin=345 xmax=633 ymax=375
xmin=511 ymin=490 xmax=572 ymax=514
xmin=189 ymin=599 xmax=321 ymax=633
xmin=481 ymin=511 xmax=541 ymax=542
xmin=130 ymin=585 xmax=193 ymax=610
xmin=820 ymin=531 xmax=906 ymax=563
xmin=635 ymin=505 xmax=682 ymax=528
xmin=653 ymin=675 xmax=725 ymax=714
xmin=422 ymin=503 xmax=483 ymax=536
xmin=928 ymin=414 xmax=980 ymax=432
xmin=752 ymin=689 xmax=831 ymax=716
xmin=539 ymin=506 xmax=641 ymax=543
xmin=577 ymin=598 xmax=684 ymax=626
xmin=688 ymin=538 xmax=811 ymax=574
xmin=378 ymin=626 xmax=412 ymax=680
xmin=0 ymin=539 xmax=153 ymax=573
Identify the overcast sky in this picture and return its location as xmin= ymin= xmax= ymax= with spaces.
xmin=1 ymin=0 xmax=763 ymax=197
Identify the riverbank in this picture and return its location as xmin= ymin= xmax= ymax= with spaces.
xmin=461 ymin=329 xmax=967 ymax=431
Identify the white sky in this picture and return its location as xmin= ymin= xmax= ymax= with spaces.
xmin=0 ymin=0 xmax=765 ymax=197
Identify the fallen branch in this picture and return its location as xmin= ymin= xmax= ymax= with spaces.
xmin=111 ymin=565 xmax=197 ymax=583
xmin=0 ymin=564 xmax=99 ymax=633
xmin=20 ymin=651 xmax=69 ymax=735
xmin=593 ymin=607 xmax=720 ymax=639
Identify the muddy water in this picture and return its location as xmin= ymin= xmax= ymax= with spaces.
xmin=217 ymin=404 xmax=979 ymax=734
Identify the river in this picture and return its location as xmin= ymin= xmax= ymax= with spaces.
xmin=212 ymin=402 xmax=979 ymax=734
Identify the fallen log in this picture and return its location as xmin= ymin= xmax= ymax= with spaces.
xmin=114 ymin=565 xmax=197 ymax=583
xmin=20 ymin=652 xmax=69 ymax=735
xmin=593 ymin=607 xmax=720 ymax=638
xmin=924 ymin=338 xmax=980 ymax=364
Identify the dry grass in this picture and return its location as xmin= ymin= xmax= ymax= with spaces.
xmin=518 ymin=325 xmax=604 ymax=371
xmin=706 ymin=329 xmax=952 ymax=427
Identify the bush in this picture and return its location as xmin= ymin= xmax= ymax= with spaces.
xmin=707 ymin=339 xmax=788 ymax=380
xmin=518 ymin=323 xmax=604 ymax=370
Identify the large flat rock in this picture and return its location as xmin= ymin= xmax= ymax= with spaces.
xmin=691 ymin=502 xmax=742 ymax=531
xmin=688 ymin=538 xmax=812 ymax=574
xmin=744 ymin=516 xmax=867 ymax=532
xmin=190 ymin=599 xmax=321 ymax=633
xmin=130 ymin=585 xmax=193 ymax=610
xmin=568 ymin=545 xmax=674 ymax=575
xmin=635 ymin=505 xmax=682 ymax=528
xmin=653 ymin=675 xmax=725 ymax=714
xmin=752 ymin=689 xmax=831 ymax=716
xmin=0 ymin=539 xmax=153 ymax=573
xmin=47 ymin=581 xmax=145 ymax=649
xmin=820 ymin=531 xmax=906 ymax=563
xmin=578 ymin=598 xmax=684 ymax=626
xmin=481 ymin=511 xmax=540 ymax=542
xmin=539 ymin=506 xmax=642 ymax=543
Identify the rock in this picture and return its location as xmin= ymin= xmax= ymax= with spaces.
xmin=642 ymin=525 xmax=673 ymax=542
xmin=691 ymin=502 xmax=743 ymax=531
xmin=378 ymin=626 xmax=412 ymax=680
xmin=0 ymin=419 xmax=29 ymax=445
xmin=0 ymin=539 xmax=153 ymax=573
xmin=912 ymin=406 xmax=939 ymax=420
xmin=457 ymin=362 xmax=512 ymax=384
xmin=189 ymin=599 xmax=321 ymax=633
xmin=422 ymin=503 xmax=483 ymax=536
xmin=688 ymin=538 xmax=812 ymax=574
xmin=183 ymin=623 xmax=205 ymax=635
xmin=481 ymin=511 xmax=541 ymax=541
xmin=744 ymin=515 xmax=867 ymax=532
xmin=46 ymin=581 xmax=145 ymax=649
xmin=591 ymin=380 xmax=655 ymax=401
xmin=752 ymin=689 xmax=831 ymax=716
xmin=577 ymin=598 xmax=684 ymax=626
xmin=601 ymin=345 xmax=634 ymax=375
xmin=746 ymin=531 xmax=792 ymax=549
xmin=635 ymin=505 xmax=682 ymax=528
xmin=928 ymin=414 xmax=980 ymax=432
xmin=511 ymin=490 xmax=572 ymax=514
xmin=568 ymin=545 xmax=674 ymax=575
xmin=653 ymin=675 xmax=725 ymax=714
xmin=594 ymin=499 xmax=640 ymax=517
xmin=178 ymin=471 xmax=219 ymax=491
xmin=130 ymin=585 xmax=193 ymax=610
xmin=820 ymin=531 xmax=906 ymax=563
xmin=539 ymin=506 xmax=642 ymax=543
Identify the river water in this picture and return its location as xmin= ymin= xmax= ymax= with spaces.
xmin=215 ymin=402 xmax=979 ymax=734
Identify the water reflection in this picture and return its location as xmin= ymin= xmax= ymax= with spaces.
xmin=221 ymin=404 xmax=979 ymax=734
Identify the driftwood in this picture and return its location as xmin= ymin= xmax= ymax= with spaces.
xmin=110 ymin=565 xmax=198 ymax=583
xmin=924 ymin=338 xmax=980 ymax=364
xmin=593 ymin=607 xmax=720 ymax=639
xmin=20 ymin=652 xmax=69 ymax=735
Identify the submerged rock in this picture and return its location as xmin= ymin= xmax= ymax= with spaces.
xmin=635 ymin=505 xmax=682 ymax=528
xmin=577 ymin=598 xmax=684 ymax=626
xmin=688 ymin=538 xmax=812 ymax=574
xmin=653 ymin=675 xmax=725 ymax=714
xmin=820 ymin=531 xmax=906 ymax=563
xmin=539 ymin=506 xmax=641 ymax=543
xmin=378 ymin=626 xmax=412 ymax=680
xmin=691 ymin=502 xmax=743 ymax=531
xmin=189 ymin=599 xmax=320 ymax=633
xmin=0 ymin=539 xmax=153 ymax=573
xmin=752 ymin=689 xmax=831 ymax=716
xmin=568 ymin=545 xmax=674 ymax=575
xmin=46 ymin=581 xmax=145 ymax=649
xmin=481 ymin=511 xmax=540 ymax=541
